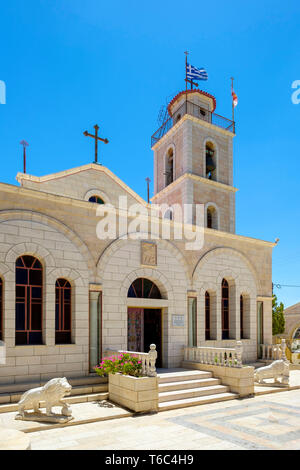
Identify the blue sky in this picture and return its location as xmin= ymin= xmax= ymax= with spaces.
xmin=0 ymin=0 xmax=300 ymax=307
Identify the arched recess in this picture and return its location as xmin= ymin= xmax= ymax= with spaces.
xmin=164 ymin=144 xmax=176 ymax=187
xmin=193 ymin=248 xmax=258 ymax=343
xmin=47 ymin=267 xmax=88 ymax=345
xmin=121 ymin=267 xmax=174 ymax=367
xmin=203 ymin=137 xmax=219 ymax=181
xmin=0 ymin=210 xmax=96 ymax=282
xmin=205 ymin=202 xmax=219 ymax=230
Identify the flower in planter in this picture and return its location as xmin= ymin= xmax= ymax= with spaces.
xmin=94 ymin=353 xmax=143 ymax=377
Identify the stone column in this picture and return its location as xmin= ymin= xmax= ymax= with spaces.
xmin=89 ymin=290 xmax=101 ymax=372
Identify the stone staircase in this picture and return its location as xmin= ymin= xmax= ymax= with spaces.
xmin=0 ymin=375 xmax=108 ymax=413
xmin=158 ymin=369 xmax=237 ymax=411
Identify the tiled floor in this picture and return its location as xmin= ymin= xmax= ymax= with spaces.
xmin=27 ymin=389 xmax=300 ymax=450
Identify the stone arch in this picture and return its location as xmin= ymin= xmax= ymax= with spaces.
xmin=0 ymin=262 xmax=11 ymax=279
xmin=47 ymin=267 xmax=87 ymax=288
xmin=205 ymin=201 xmax=220 ymax=230
xmin=120 ymin=267 xmax=174 ymax=303
xmin=290 ymin=323 xmax=300 ymax=340
xmin=193 ymin=247 xmax=259 ymax=292
xmin=0 ymin=210 xmax=96 ymax=282
xmin=84 ymin=188 xmax=111 ymax=205
xmin=5 ymin=242 xmax=55 ymax=269
xmin=97 ymin=235 xmax=191 ymax=289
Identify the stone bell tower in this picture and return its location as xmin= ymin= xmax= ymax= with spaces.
xmin=151 ymin=89 xmax=237 ymax=233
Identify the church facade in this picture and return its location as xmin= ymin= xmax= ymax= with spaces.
xmin=0 ymin=88 xmax=275 ymax=386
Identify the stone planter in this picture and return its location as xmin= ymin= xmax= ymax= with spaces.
xmin=108 ymin=373 xmax=158 ymax=413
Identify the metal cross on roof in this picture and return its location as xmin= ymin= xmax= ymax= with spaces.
xmin=83 ymin=124 xmax=109 ymax=164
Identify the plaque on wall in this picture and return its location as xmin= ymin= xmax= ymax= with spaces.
xmin=141 ymin=241 xmax=157 ymax=266
xmin=172 ymin=315 xmax=185 ymax=327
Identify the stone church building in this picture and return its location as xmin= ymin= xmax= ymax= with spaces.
xmin=0 ymin=88 xmax=275 ymax=386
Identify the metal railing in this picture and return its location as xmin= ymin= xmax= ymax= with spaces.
xmin=151 ymin=101 xmax=235 ymax=147
xmin=104 ymin=344 xmax=157 ymax=377
xmin=184 ymin=342 xmax=243 ymax=368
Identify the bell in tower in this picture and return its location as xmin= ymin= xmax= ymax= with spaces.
xmin=205 ymin=142 xmax=216 ymax=180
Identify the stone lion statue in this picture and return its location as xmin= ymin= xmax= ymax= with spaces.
xmin=17 ymin=377 xmax=72 ymax=418
xmin=254 ymin=360 xmax=289 ymax=385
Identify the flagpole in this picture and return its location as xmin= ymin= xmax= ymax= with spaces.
xmin=231 ymin=77 xmax=235 ymax=133
xmin=185 ymin=51 xmax=188 ymax=92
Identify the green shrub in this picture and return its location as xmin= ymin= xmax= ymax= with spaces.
xmin=94 ymin=352 xmax=143 ymax=377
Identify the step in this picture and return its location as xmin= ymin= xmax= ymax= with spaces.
xmin=158 ymin=370 xmax=212 ymax=384
xmin=158 ymin=384 xmax=229 ymax=403
xmin=0 ymin=392 xmax=109 ymax=414
xmin=0 ymin=375 xmax=107 ymax=395
xmin=0 ymin=383 xmax=108 ymax=405
xmin=158 ymin=392 xmax=237 ymax=411
xmin=158 ymin=377 xmax=221 ymax=392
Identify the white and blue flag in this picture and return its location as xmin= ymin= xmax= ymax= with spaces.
xmin=186 ymin=63 xmax=208 ymax=81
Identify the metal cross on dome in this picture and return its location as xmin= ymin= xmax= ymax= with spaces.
xmin=83 ymin=124 xmax=109 ymax=164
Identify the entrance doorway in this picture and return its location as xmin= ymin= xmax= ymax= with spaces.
xmin=128 ymin=307 xmax=162 ymax=367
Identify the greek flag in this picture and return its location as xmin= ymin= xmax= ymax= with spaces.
xmin=186 ymin=63 xmax=208 ymax=81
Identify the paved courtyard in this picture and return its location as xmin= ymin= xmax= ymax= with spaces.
xmin=26 ymin=389 xmax=300 ymax=450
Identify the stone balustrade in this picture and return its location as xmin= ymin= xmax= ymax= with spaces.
xmin=104 ymin=344 xmax=157 ymax=377
xmin=184 ymin=341 xmax=243 ymax=368
xmin=260 ymin=344 xmax=282 ymax=361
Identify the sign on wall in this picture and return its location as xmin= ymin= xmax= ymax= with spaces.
xmin=172 ymin=315 xmax=185 ymax=327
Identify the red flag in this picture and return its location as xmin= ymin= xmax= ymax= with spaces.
xmin=232 ymin=89 xmax=238 ymax=107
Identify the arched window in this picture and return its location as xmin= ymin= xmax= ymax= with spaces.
xmin=163 ymin=208 xmax=173 ymax=220
xmin=55 ymin=279 xmax=72 ymax=344
xmin=205 ymin=291 xmax=210 ymax=340
xmin=207 ymin=206 xmax=218 ymax=229
xmin=16 ymin=256 xmax=43 ymax=345
xmin=89 ymin=195 xmax=105 ymax=204
xmin=221 ymin=279 xmax=229 ymax=340
xmin=128 ymin=278 xmax=162 ymax=299
xmin=0 ymin=278 xmax=2 ymax=341
xmin=240 ymin=295 xmax=244 ymax=339
xmin=165 ymin=148 xmax=174 ymax=187
xmin=205 ymin=142 xmax=216 ymax=180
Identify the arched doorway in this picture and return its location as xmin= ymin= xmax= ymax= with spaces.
xmin=127 ymin=278 xmax=163 ymax=367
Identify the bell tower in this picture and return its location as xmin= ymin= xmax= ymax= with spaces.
xmin=151 ymin=89 xmax=237 ymax=233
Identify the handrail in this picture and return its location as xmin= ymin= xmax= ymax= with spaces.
xmin=151 ymin=100 xmax=235 ymax=147
xmin=184 ymin=342 xmax=243 ymax=368
xmin=104 ymin=344 xmax=157 ymax=377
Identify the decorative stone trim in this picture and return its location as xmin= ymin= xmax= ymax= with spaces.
xmin=16 ymin=163 xmax=147 ymax=206
xmin=0 ymin=210 xmax=96 ymax=282
xmin=84 ymin=188 xmax=111 ymax=205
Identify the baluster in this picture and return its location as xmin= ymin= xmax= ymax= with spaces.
xmin=235 ymin=341 xmax=243 ymax=368
xmin=148 ymin=344 xmax=157 ymax=377
xmin=200 ymin=349 xmax=204 ymax=364
xmin=142 ymin=356 xmax=146 ymax=376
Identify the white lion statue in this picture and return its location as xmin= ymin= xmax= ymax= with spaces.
xmin=254 ymin=360 xmax=289 ymax=385
xmin=17 ymin=377 xmax=72 ymax=418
